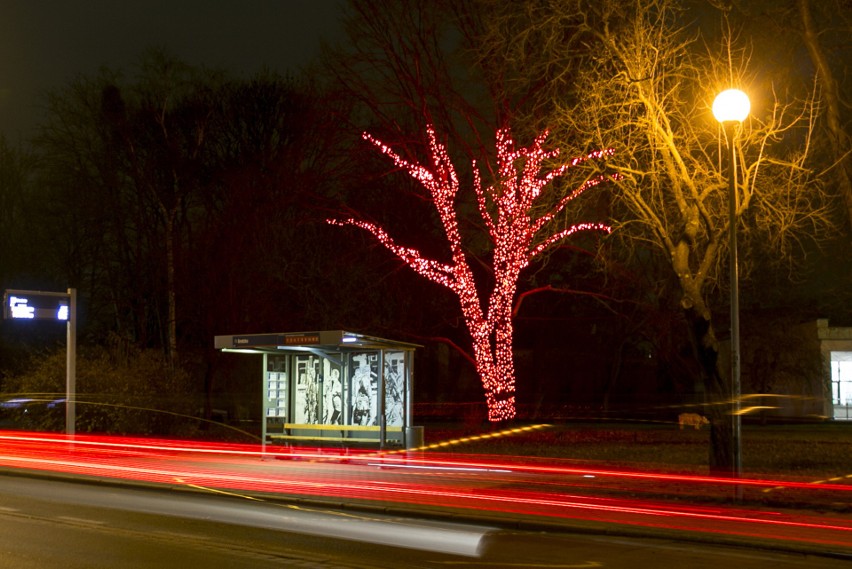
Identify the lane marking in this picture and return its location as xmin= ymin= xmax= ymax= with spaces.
xmin=763 ymin=472 xmax=852 ymax=493
xmin=438 ymin=562 xmax=602 ymax=568
xmin=366 ymin=463 xmax=512 ymax=473
xmin=56 ymin=516 xmax=106 ymax=525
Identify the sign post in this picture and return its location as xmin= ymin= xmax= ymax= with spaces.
xmin=3 ymin=288 xmax=77 ymax=435
xmin=66 ymin=288 xmax=76 ymax=436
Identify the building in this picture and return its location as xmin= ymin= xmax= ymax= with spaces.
xmin=817 ymin=319 xmax=852 ymax=421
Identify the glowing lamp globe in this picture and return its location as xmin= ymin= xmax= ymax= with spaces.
xmin=713 ymin=89 xmax=750 ymax=123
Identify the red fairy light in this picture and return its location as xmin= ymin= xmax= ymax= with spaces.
xmin=330 ymin=126 xmax=613 ymax=421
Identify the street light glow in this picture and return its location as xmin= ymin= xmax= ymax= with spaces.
xmin=715 ymin=87 xmax=749 ymax=484
xmin=713 ymin=89 xmax=750 ymax=123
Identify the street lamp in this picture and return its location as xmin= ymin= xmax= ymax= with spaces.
xmin=713 ymin=88 xmax=749 ymax=479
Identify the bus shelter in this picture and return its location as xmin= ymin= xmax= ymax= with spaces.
xmin=215 ymin=330 xmax=422 ymax=450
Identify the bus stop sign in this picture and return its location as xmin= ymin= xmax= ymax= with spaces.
xmin=3 ymin=289 xmax=70 ymax=321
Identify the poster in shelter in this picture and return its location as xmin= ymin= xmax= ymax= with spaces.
xmin=384 ymin=352 xmax=405 ymax=426
xmin=294 ymin=354 xmax=320 ymax=424
xmin=349 ymin=352 xmax=378 ymax=426
xmin=322 ymin=359 xmax=344 ymax=425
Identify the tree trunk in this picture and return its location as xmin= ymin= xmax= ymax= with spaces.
xmin=164 ymin=211 xmax=178 ymax=371
xmin=684 ymin=308 xmax=736 ymax=476
xmin=469 ymin=305 xmax=517 ymax=422
xmin=602 ymin=338 xmax=626 ymax=413
xmin=799 ymin=0 xmax=852 ymax=233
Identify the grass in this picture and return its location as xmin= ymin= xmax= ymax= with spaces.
xmin=422 ymin=420 xmax=852 ymax=478
xmin=421 ymin=420 xmax=852 ymax=512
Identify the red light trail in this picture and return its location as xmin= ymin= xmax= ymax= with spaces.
xmin=0 ymin=431 xmax=849 ymax=551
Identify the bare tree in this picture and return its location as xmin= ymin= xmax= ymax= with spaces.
xmin=477 ymin=0 xmax=835 ymax=470
xmin=324 ymin=0 xmax=491 ymax=147
xmin=0 ymin=137 xmax=34 ymax=288
xmin=36 ymin=51 xmax=226 ymax=369
xmin=103 ymin=52 xmax=223 ymax=370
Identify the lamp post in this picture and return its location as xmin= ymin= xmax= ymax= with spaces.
xmin=713 ymin=89 xmax=749 ymax=479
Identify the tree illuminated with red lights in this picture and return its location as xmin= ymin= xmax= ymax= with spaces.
xmin=329 ymin=126 xmax=612 ymax=421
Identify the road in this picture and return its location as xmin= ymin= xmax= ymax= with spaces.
xmin=0 ymin=431 xmax=850 ymax=566
xmin=0 ymin=475 xmax=849 ymax=568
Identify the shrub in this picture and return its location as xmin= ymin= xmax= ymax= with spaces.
xmin=2 ymin=341 xmax=198 ymax=436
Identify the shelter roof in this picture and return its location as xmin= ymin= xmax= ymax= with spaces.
xmin=214 ymin=330 xmax=421 ymax=354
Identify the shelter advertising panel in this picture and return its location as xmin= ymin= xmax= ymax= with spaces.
xmin=384 ymin=351 xmax=405 ymax=427
xmin=294 ymin=355 xmax=321 ymax=424
xmin=323 ymin=365 xmax=345 ymax=425
xmin=350 ymin=352 xmax=378 ymax=426
xmin=292 ymin=355 xmax=346 ymax=426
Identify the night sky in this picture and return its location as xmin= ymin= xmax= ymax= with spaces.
xmin=0 ymin=0 xmax=346 ymax=141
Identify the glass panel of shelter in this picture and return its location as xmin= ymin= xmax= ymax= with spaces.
xmin=348 ymin=350 xmax=406 ymax=428
xmin=384 ymin=351 xmax=405 ymax=427
xmin=264 ymin=354 xmax=289 ymax=433
xmin=264 ymin=349 xmax=409 ymax=444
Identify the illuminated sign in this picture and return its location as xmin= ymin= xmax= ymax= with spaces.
xmin=225 ymin=333 xmax=323 ymax=349
xmin=281 ymin=334 xmax=320 ymax=345
xmin=3 ymin=290 xmax=70 ymax=321
xmin=232 ymin=334 xmax=282 ymax=348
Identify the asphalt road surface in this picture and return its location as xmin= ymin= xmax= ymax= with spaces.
xmin=0 ymin=474 xmax=848 ymax=569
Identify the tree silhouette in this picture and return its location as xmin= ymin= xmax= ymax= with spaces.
xmin=330 ymin=125 xmax=612 ymax=420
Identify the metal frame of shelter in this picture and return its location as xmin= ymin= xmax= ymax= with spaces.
xmin=215 ymin=330 xmax=422 ymax=450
